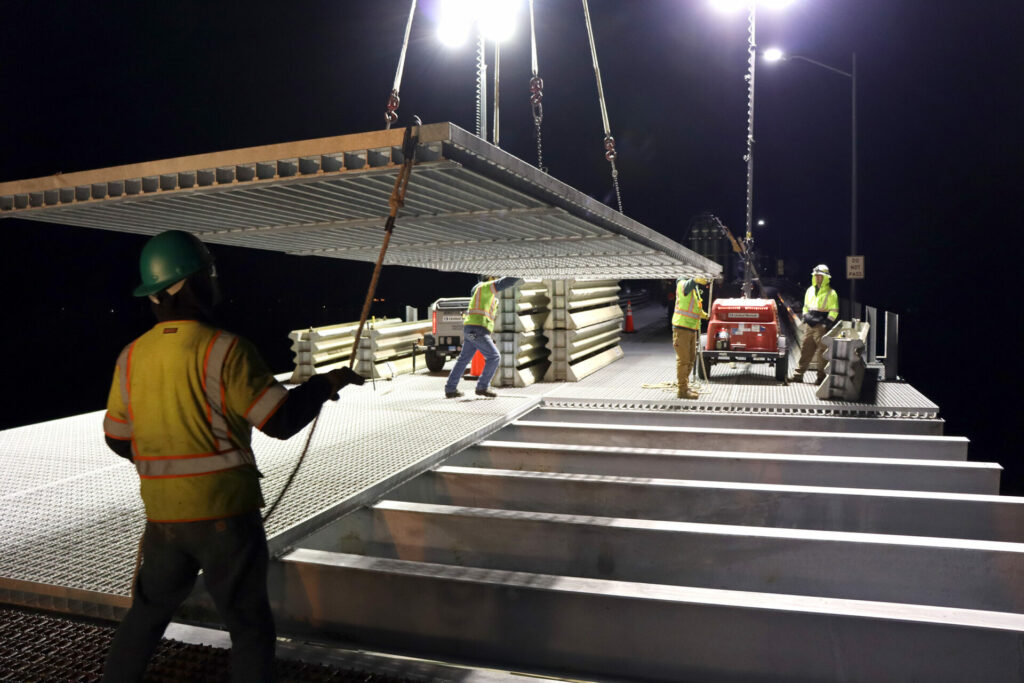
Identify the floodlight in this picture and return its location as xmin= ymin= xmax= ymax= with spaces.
xmin=478 ymin=0 xmax=520 ymax=43
xmin=709 ymin=0 xmax=747 ymax=12
xmin=437 ymin=0 xmax=474 ymax=47
xmin=763 ymin=47 xmax=784 ymax=62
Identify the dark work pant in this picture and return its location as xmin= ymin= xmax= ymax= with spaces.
xmin=103 ymin=510 xmax=276 ymax=682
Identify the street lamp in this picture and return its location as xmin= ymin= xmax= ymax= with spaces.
xmin=437 ymin=0 xmax=521 ymax=144
xmin=710 ymin=0 xmax=796 ymax=297
xmin=764 ymin=47 xmax=859 ymax=313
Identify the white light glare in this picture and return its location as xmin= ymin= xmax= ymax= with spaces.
xmin=763 ymin=47 xmax=784 ymax=62
xmin=709 ymin=0 xmax=795 ymax=11
xmin=479 ymin=0 xmax=520 ymax=43
xmin=437 ymin=0 xmax=474 ymax=47
xmin=709 ymin=0 xmax=747 ymax=12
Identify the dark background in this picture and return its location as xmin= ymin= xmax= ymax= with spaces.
xmin=2 ymin=1 xmax=1021 ymax=492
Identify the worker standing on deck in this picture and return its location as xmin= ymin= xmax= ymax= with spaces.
xmin=791 ymin=263 xmax=839 ymax=385
xmin=102 ymin=230 xmax=363 ymax=682
xmin=672 ymin=275 xmax=710 ymax=399
xmin=444 ymin=276 xmax=522 ymax=399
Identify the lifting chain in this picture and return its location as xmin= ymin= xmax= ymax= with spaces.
xmin=604 ymin=134 xmax=623 ymax=213
xmin=384 ymin=89 xmax=400 ymax=127
xmin=530 ymin=75 xmax=546 ymax=172
xmin=528 ymin=0 xmax=546 ymax=172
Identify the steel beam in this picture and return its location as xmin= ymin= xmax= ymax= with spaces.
xmin=499 ymin=420 xmax=969 ymax=460
xmin=274 ymin=550 xmax=1024 ymax=683
xmin=388 ymin=467 xmax=1024 ymax=541
xmin=300 ymin=501 xmax=1024 ymax=612
xmin=529 ymin=406 xmax=945 ymax=435
xmin=452 ymin=441 xmax=1000 ymax=494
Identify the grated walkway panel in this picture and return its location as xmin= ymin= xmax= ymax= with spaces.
xmin=0 ymin=305 xmax=941 ymax=607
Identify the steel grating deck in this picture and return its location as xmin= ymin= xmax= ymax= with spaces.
xmin=0 ymin=122 xmax=720 ymax=280
xmin=0 ymin=305 xmax=939 ymax=612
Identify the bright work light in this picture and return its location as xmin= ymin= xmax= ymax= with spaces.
xmin=763 ymin=47 xmax=784 ymax=62
xmin=437 ymin=0 xmax=520 ymax=46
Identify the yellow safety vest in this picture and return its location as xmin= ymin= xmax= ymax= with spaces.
xmin=672 ymin=280 xmax=704 ymax=330
xmin=803 ymin=284 xmax=839 ymax=322
xmin=103 ymin=320 xmax=288 ymax=522
xmin=464 ymin=281 xmax=499 ymax=332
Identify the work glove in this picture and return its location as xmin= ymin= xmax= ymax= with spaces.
xmin=325 ymin=366 xmax=365 ymax=400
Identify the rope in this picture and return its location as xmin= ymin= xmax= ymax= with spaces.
xmin=581 ymin=0 xmax=623 ymax=213
xmin=693 ymin=276 xmax=715 ymax=392
xmin=529 ymin=0 xmax=546 ymax=172
xmin=384 ymin=0 xmax=418 ymax=128
xmin=263 ymin=120 xmax=421 ymax=526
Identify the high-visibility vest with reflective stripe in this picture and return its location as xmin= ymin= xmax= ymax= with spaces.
xmin=672 ymin=280 xmax=704 ymax=330
xmin=104 ymin=320 xmax=288 ymax=522
xmin=803 ymin=284 xmax=839 ymax=322
xmin=463 ymin=281 xmax=499 ymax=332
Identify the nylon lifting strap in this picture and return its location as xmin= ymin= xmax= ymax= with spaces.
xmin=263 ymin=122 xmax=421 ymax=525
xmin=384 ymin=0 xmax=418 ymax=128
xmin=581 ymin=0 xmax=623 ymax=214
xmin=528 ymin=0 xmax=546 ymax=172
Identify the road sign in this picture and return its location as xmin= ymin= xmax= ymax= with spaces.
xmin=847 ymin=255 xmax=864 ymax=280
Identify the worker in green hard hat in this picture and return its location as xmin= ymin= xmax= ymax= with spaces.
xmin=103 ymin=230 xmax=363 ymax=682
xmin=671 ymin=274 xmax=710 ymax=399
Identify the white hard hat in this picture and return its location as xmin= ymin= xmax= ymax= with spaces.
xmin=812 ymin=264 xmax=830 ymax=276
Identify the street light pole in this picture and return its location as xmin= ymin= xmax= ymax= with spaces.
xmin=766 ymin=51 xmax=858 ymax=313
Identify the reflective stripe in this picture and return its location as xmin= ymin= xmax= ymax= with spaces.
xmin=672 ymin=280 xmax=703 ymax=330
xmin=110 ymin=344 xmax=137 ymax=448
xmin=135 ymin=449 xmax=251 ymax=478
xmin=203 ymin=332 xmax=257 ymax=468
xmin=245 ymin=383 xmax=288 ymax=428
xmin=103 ymin=413 xmax=132 ymax=439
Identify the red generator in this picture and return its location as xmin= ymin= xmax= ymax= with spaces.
xmin=701 ymin=297 xmax=788 ymax=381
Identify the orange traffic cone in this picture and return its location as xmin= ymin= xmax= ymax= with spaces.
xmin=468 ymin=350 xmax=486 ymax=378
xmin=624 ymin=301 xmax=635 ymax=333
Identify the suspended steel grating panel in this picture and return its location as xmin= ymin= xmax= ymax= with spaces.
xmin=0 ymin=122 xmax=720 ymax=280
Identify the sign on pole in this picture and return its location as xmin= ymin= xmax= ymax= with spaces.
xmin=846 ymin=255 xmax=864 ymax=280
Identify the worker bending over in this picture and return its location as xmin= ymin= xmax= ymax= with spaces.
xmin=672 ymin=275 xmax=710 ymax=399
xmin=102 ymin=230 xmax=363 ymax=682
xmin=791 ymin=263 xmax=839 ymax=385
xmin=444 ymin=276 xmax=522 ymax=399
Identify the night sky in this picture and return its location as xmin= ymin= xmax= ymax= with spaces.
xmin=2 ymin=1 xmax=1021 ymax=492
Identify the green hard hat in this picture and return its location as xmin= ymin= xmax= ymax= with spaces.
xmin=133 ymin=230 xmax=214 ymax=297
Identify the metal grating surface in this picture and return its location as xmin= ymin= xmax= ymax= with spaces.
xmin=0 ymin=305 xmax=940 ymax=604
xmin=0 ymin=123 xmax=720 ymax=280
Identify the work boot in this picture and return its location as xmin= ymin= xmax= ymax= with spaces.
xmin=815 ymin=374 xmax=827 ymax=385
xmin=685 ymin=389 xmax=700 ymax=400
xmin=445 ymin=390 xmax=464 ymax=399
xmin=476 ymin=388 xmax=498 ymax=398
xmin=788 ymin=373 xmax=804 ymax=383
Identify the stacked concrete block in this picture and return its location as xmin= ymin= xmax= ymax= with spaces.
xmin=354 ymin=319 xmax=432 ymax=380
xmin=288 ymin=318 xmax=400 ymax=384
xmin=817 ymin=320 xmax=870 ymax=400
xmin=490 ymin=280 xmax=550 ymax=387
xmin=543 ymin=279 xmax=624 ymax=382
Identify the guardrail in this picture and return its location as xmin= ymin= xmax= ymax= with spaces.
xmin=492 ymin=280 xmax=551 ymax=387
xmin=545 ymin=279 xmax=624 ymax=382
xmin=288 ymin=317 xmax=432 ymax=383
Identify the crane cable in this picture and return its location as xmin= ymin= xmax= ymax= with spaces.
xmin=528 ymin=0 xmax=546 ymax=172
xmin=581 ymin=0 xmax=623 ymax=214
xmin=263 ymin=120 xmax=421 ymax=527
xmin=384 ymin=0 xmax=418 ymax=128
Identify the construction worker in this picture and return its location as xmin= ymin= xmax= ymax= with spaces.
xmin=102 ymin=230 xmax=363 ymax=682
xmin=444 ymin=275 xmax=522 ymax=398
xmin=791 ymin=263 xmax=839 ymax=384
xmin=672 ymin=275 xmax=710 ymax=399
